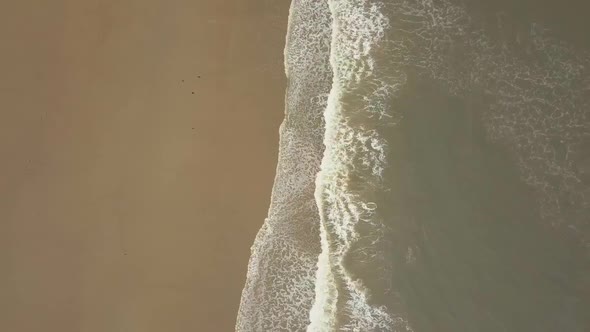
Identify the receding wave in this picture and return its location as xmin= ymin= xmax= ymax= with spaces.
xmin=235 ymin=1 xmax=332 ymax=331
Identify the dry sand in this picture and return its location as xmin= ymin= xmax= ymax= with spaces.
xmin=1 ymin=1 xmax=289 ymax=331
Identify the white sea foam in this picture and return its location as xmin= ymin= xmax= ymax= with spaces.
xmin=308 ymin=1 xmax=411 ymax=331
xmin=235 ymin=1 xmax=332 ymax=331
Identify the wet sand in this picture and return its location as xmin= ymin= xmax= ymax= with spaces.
xmin=1 ymin=1 xmax=289 ymax=331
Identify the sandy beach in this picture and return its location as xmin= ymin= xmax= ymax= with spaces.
xmin=1 ymin=1 xmax=289 ymax=331
xmin=4 ymin=0 xmax=590 ymax=331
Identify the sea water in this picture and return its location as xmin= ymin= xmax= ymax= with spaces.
xmin=237 ymin=1 xmax=590 ymax=331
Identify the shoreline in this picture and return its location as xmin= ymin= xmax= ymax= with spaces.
xmin=1 ymin=1 xmax=290 ymax=331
